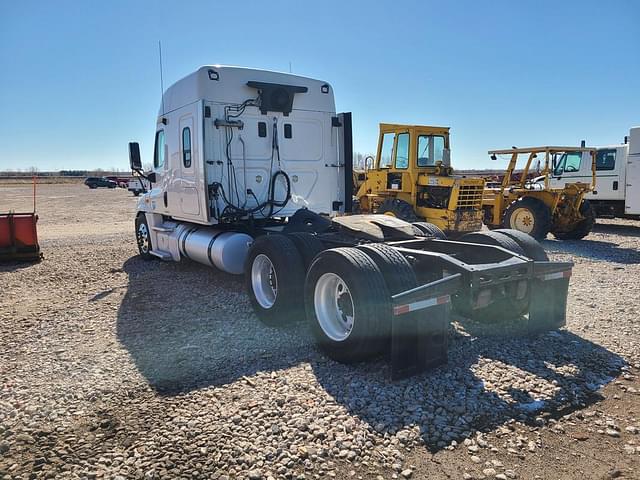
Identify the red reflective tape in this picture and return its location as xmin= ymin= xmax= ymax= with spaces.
xmin=393 ymin=304 xmax=411 ymax=316
xmin=563 ymin=270 xmax=572 ymax=278
xmin=437 ymin=294 xmax=450 ymax=305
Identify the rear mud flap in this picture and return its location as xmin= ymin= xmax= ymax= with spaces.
xmin=390 ymin=274 xmax=462 ymax=380
xmin=528 ymin=262 xmax=573 ymax=334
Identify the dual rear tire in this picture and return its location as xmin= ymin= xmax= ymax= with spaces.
xmin=245 ymin=235 xmax=418 ymax=363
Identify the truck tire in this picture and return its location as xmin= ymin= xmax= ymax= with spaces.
xmin=305 ymin=247 xmax=391 ymax=363
xmin=459 ymin=231 xmax=526 ymax=256
xmin=245 ymin=234 xmax=306 ymax=326
xmin=412 ymin=222 xmax=447 ymax=239
xmin=502 ymin=197 xmax=552 ymax=240
xmin=133 ymin=191 xmax=141 ymax=197
xmin=357 ymin=244 xmax=417 ymax=295
xmin=357 ymin=244 xmax=419 ymax=346
xmin=378 ymin=198 xmax=419 ymax=222
xmin=551 ymin=200 xmax=595 ymax=240
xmin=135 ymin=213 xmax=154 ymax=261
xmin=287 ymin=232 xmax=325 ymax=269
xmin=493 ymin=229 xmax=549 ymax=260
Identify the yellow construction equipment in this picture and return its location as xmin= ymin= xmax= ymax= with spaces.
xmin=354 ymin=124 xmax=484 ymax=236
xmin=482 ymin=146 xmax=597 ymax=240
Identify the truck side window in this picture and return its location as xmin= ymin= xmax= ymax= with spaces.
xmin=379 ymin=133 xmax=395 ymax=168
xmin=394 ymin=133 xmax=409 ymax=169
xmin=563 ymin=152 xmax=582 ymax=172
xmin=153 ymin=130 xmax=165 ymax=169
xmin=553 ymin=151 xmax=581 ymax=175
xmin=182 ymin=127 xmax=192 ymax=168
xmin=596 ymin=149 xmax=616 ymax=171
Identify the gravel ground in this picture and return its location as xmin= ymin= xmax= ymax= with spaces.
xmin=1 ymin=184 xmax=639 ymax=479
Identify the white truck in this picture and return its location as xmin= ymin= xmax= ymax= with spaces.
xmin=128 ymin=65 xmax=574 ymax=379
xmin=546 ymin=127 xmax=640 ymax=218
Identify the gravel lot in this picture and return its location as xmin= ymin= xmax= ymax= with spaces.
xmin=1 ymin=184 xmax=639 ymax=479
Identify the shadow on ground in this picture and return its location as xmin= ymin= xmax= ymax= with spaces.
xmin=116 ymin=256 xmax=626 ymax=452
xmin=543 ymin=238 xmax=640 ymax=264
xmin=593 ymin=221 xmax=640 ymax=238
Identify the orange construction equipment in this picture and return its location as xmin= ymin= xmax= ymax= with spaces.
xmin=0 ymin=177 xmax=41 ymax=262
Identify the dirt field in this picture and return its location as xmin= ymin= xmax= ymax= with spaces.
xmin=1 ymin=184 xmax=639 ymax=480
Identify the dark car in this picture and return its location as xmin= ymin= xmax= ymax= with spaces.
xmin=84 ymin=177 xmax=117 ymax=189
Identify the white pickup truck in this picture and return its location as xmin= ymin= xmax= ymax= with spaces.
xmin=127 ymin=177 xmax=149 ymax=197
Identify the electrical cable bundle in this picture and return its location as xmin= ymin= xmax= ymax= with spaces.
xmin=212 ymin=100 xmax=291 ymax=222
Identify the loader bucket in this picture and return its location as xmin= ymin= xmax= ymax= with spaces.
xmin=0 ymin=212 xmax=41 ymax=262
xmin=390 ymin=273 xmax=462 ymax=380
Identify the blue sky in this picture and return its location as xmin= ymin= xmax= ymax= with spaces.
xmin=1 ymin=0 xmax=638 ymax=171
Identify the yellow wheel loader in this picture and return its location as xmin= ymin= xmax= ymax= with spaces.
xmin=482 ymin=146 xmax=597 ymax=240
xmin=354 ymin=124 xmax=485 ymax=236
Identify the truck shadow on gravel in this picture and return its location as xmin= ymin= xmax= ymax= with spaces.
xmin=116 ymin=257 xmax=626 ymax=453
xmin=116 ymin=256 xmax=316 ymax=393
xmin=542 ymin=238 xmax=640 ymax=264
xmin=310 ymin=323 xmax=626 ymax=452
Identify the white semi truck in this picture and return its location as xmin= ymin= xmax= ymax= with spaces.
xmin=546 ymin=127 xmax=640 ymax=218
xmin=128 ymin=65 xmax=574 ymax=379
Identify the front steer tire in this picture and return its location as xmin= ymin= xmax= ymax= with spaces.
xmin=135 ymin=213 xmax=154 ymax=261
xmin=305 ymin=248 xmax=392 ymax=363
xmin=245 ymin=234 xmax=306 ymax=326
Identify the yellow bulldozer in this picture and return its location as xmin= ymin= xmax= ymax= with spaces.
xmin=354 ymin=123 xmax=485 ymax=236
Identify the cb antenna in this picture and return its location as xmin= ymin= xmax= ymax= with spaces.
xmin=158 ymin=40 xmax=165 ymax=115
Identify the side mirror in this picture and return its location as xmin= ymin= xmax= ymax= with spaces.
xmin=129 ymin=142 xmax=142 ymax=171
xmin=147 ymin=172 xmax=157 ymax=183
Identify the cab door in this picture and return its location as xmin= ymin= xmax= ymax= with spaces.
xmin=177 ymin=114 xmax=201 ymax=216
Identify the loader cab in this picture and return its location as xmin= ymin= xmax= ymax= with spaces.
xmin=371 ymin=124 xmax=452 ymax=192
xmin=356 ymin=124 xmax=485 ymax=235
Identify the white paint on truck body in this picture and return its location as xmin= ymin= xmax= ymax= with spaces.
xmin=545 ymin=127 xmax=640 ymax=215
xmin=137 ymin=65 xmax=341 ymax=226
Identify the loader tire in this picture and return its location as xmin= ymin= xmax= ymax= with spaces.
xmin=551 ymin=200 xmax=595 ymax=240
xmin=135 ymin=213 xmax=154 ymax=261
xmin=378 ymin=198 xmax=419 ymax=222
xmin=288 ymin=232 xmax=325 ymax=269
xmin=459 ymin=231 xmax=526 ymax=256
xmin=305 ymin=248 xmax=391 ymax=363
xmin=245 ymin=234 xmax=306 ymax=326
xmin=412 ymin=222 xmax=447 ymax=239
xmin=502 ymin=197 xmax=552 ymax=240
xmin=493 ymin=229 xmax=548 ymax=261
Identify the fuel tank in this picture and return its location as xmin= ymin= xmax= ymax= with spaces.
xmin=177 ymin=226 xmax=252 ymax=275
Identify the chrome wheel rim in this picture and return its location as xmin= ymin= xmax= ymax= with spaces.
xmin=137 ymin=223 xmax=150 ymax=253
xmin=510 ymin=207 xmax=535 ymax=234
xmin=251 ymin=254 xmax=277 ymax=309
xmin=314 ymin=272 xmax=355 ymax=342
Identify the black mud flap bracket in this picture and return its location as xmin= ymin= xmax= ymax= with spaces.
xmin=528 ymin=261 xmax=574 ymax=335
xmin=390 ymin=273 xmax=462 ymax=380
